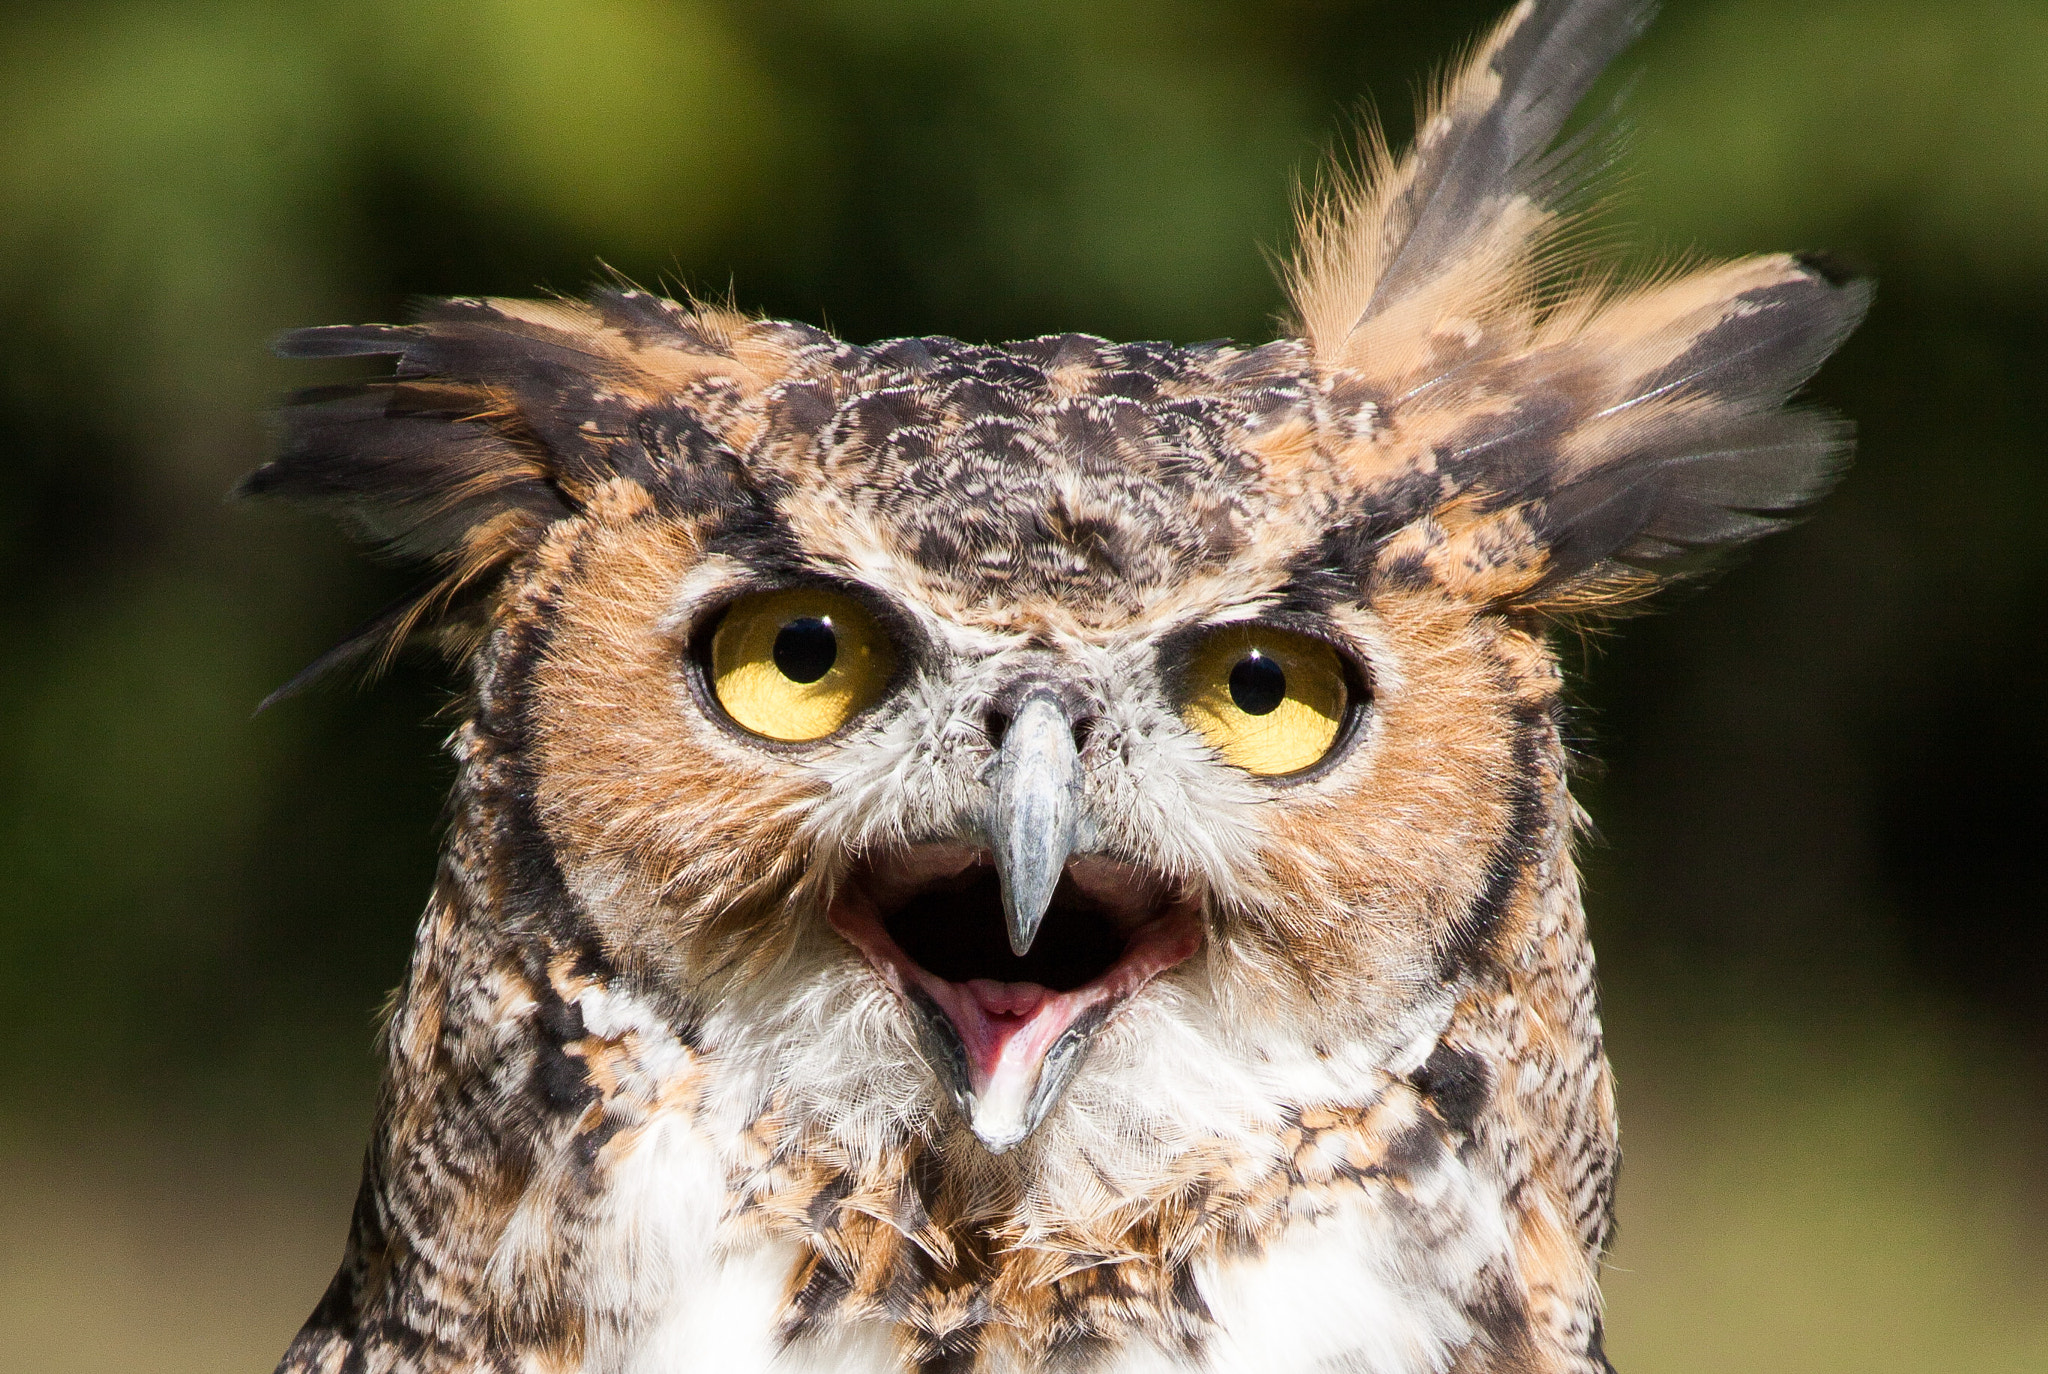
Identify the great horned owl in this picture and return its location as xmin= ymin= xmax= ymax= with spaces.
xmin=244 ymin=1 xmax=1866 ymax=1370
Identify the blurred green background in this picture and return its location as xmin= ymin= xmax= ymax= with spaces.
xmin=1 ymin=1 xmax=2043 ymax=1369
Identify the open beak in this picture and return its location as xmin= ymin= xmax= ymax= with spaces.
xmin=826 ymin=693 xmax=1203 ymax=1152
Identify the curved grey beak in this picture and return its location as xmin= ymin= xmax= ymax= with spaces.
xmin=984 ymin=690 xmax=1081 ymax=956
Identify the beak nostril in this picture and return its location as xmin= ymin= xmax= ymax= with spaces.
xmin=1070 ymin=717 xmax=1095 ymax=753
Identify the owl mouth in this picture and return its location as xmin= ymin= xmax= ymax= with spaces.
xmin=828 ymin=843 xmax=1203 ymax=1152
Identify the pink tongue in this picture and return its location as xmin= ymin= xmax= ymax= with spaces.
xmin=964 ymin=979 xmax=1049 ymax=1019
xmin=941 ymin=979 xmax=1075 ymax=1095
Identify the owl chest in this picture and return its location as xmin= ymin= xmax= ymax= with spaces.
xmin=587 ymin=1108 xmax=1510 ymax=1374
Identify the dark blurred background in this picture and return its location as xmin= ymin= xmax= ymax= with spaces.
xmin=1 ymin=1 xmax=2043 ymax=1369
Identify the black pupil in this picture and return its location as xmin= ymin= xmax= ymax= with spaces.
xmin=772 ymin=617 xmax=838 ymax=684
xmin=1228 ymin=651 xmax=1287 ymax=715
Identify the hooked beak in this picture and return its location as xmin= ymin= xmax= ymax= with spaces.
xmin=984 ymin=690 xmax=1081 ymax=959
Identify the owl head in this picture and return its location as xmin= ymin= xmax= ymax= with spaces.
xmin=244 ymin=0 xmax=1866 ymax=1182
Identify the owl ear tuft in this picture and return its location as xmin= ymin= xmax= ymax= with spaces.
xmin=240 ymin=290 xmax=791 ymax=706
xmin=1285 ymin=0 xmax=1870 ymax=613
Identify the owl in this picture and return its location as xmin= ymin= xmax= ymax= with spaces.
xmin=243 ymin=1 xmax=1867 ymax=1370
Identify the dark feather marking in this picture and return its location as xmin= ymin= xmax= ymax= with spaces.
xmin=702 ymin=501 xmax=827 ymax=587
xmin=1286 ymin=508 xmax=1422 ymax=603
xmin=246 ymin=380 xmax=570 ymax=538
xmin=784 ymin=1253 xmax=855 ymax=1336
xmin=1792 ymin=249 xmax=1858 ymax=288
xmin=478 ymin=563 xmax=614 ymax=970
xmin=1169 ymin=1264 xmax=1213 ymax=1339
xmin=917 ymin=1341 xmax=981 ymax=1374
xmin=1588 ymin=1313 xmax=1619 ymax=1373
xmin=763 ymin=378 xmax=837 ymax=436
xmin=804 ymin=1170 xmax=857 ymax=1234
xmin=274 ymin=322 xmax=419 ymax=361
xmin=1411 ymin=1041 xmax=1493 ymax=1140
xmin=632 ymin=404 xmax=758 ymax=513
xmin=526 ymin=976 xmax=596 ymax=1117
xmin=1459 ymin=1263 xmax=1538 ymax=1369
xmin=1384 ymin=1118 xmax=1450 ymax=1177
xmin=1441 ymin=390 xmax=1580 ymax=492
xmin=1439 ymin=695 xmax=1553 ymax=979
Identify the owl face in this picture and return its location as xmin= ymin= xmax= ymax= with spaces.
xmin=247 ymin=0 xmax=1865 ymax=1183
xmin=480 ymin=327 xmax=1551 ymax=1155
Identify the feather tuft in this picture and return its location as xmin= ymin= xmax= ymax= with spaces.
xmin=1287 ymin=0 xmax=1654 ymax=356
xmin=240 ymin=290 xmax=795 ymax=704
xmin=1283 ymin=0 xmax=1868 ymax=610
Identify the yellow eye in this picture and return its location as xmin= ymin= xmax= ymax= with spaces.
xmin=708 ymin=588 xmax=898 ymax=742
xmin=1179 ymin=624 xmax=1352 ymax=776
